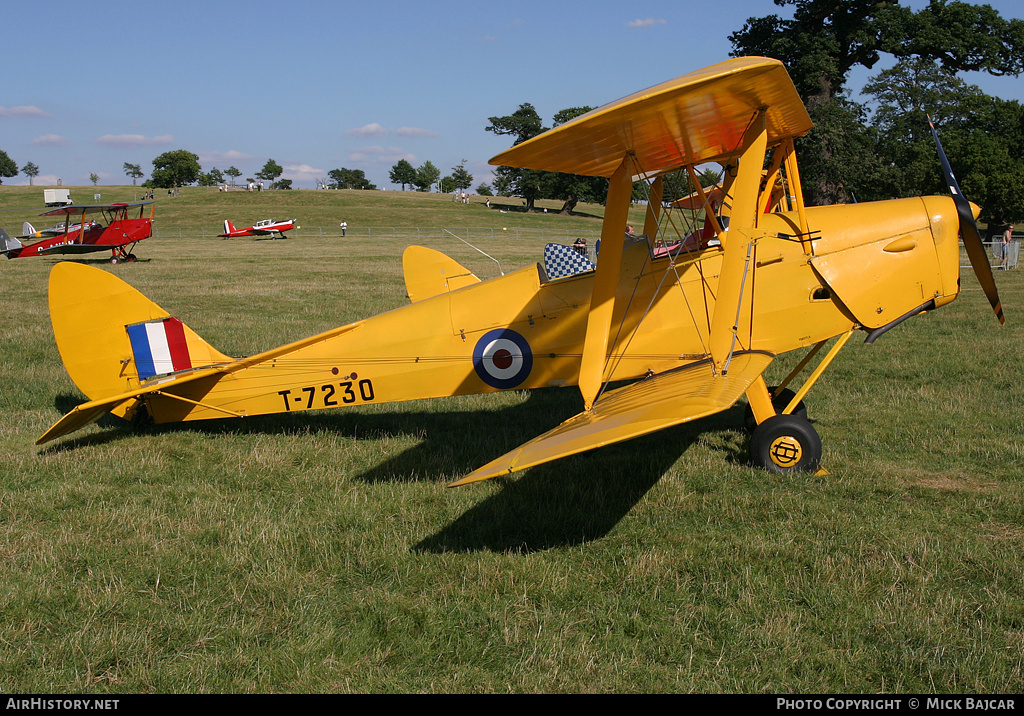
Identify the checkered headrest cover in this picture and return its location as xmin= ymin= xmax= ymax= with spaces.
xmin=544 ymin=243 xmax=595 ymax=279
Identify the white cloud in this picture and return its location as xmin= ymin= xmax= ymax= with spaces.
xmin=348 ymin=146 xmax=416 ymax=164
xmin=348 ymin=123 xmax=387 ymax=137
xmin=394 ymin=126 xmax=439 ymax=138
xmin=627 ymin=18 xmax=667 ymax=28
xmin=197 ymin=149 xmax=253 ymax=165
xmin=283 ymin=163 xmax=325 ymax=181
xmin=347 ymin=123 xmax=438 ymax=138
xmin=32 ymin=134 xmax=69 ymax=147
xmin=94 ymin=134 xmax=174 ymax=148
xmin=0 ymin=105 xmax=51 ymax=118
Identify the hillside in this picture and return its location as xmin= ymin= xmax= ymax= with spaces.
xmin=0 ymin=184 xmax=655 ymax=237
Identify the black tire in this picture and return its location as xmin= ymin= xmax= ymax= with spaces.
xmin=130 ymin=402 xmax=153 ymax=431
xmin=744 ymin=386 xmax=807 ymax=431
xmin=110 ymin=256 xmax=119 ymax=264
xmin=750 ymin=414 xmax=821 ymax=474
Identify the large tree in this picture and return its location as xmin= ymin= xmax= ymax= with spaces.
xmin=731 ymin=0 xmax=1024 ymax=104
xmin=389 ymin=159 xmax=417 ymax=190
xmin=256 ymin=158 xmax=283 ymax=185
xmin=0 ymin=150 xmax=17 ymax=185
xmin=329 ymin=167 xmax=376 ymax=190
xmin=148 ymin=149 xmax=202 ymax=188
xmin=413 ymin=161 xmax=440 ymax=192
xmin=729 ymin=0 xmax=1024 ymax=205
xmin=486 ymin=103 xmax=547 ymax=211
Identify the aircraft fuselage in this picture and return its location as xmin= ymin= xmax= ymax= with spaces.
xmin=138 ymin=195 xmax=962 ymax=426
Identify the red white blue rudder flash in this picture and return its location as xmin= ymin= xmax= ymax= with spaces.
xmin=473 ymin=328 xmax=533 ymax=389
xmin=126 ymin=317 xmax=193 ymax=380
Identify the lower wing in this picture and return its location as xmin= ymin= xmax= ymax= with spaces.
xmin=450 ymin=350 xmax=774 ymax=485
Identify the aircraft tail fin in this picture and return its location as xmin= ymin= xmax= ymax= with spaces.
xmin=47 ymin=262 xmax=233 ymax=404
xmin=223 ymin=220 xmax=234 ymax=235
xmin=1 ymin=227 xmax=23 ymax=257
xmin=22 ymin=222 xmax=39 ymax=238
xmin=402 ymin=245 xmax=480 ymax=302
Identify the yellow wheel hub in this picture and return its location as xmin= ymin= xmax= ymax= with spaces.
xmin=768 ymin=435 xmax=803 ymax=468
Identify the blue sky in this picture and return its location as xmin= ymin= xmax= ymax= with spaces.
xmin=4 ymin=0 xmax=1022 ymax=190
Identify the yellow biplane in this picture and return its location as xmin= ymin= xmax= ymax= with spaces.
xmin=37 ymin=57 xmax=1002 ymax=484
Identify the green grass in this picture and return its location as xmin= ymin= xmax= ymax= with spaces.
xmin=1 ymin=185 xmax=1022 ymax=693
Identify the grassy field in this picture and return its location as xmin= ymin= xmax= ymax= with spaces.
xmin=1 ymin=186 xmax=1022 ymax=693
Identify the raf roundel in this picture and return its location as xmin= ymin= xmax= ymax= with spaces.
xmin=473 ymin=328 xmax=533 ymax=389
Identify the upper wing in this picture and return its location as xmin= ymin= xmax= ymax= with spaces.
xmin=450 ymin=350 xmax=774 ymax=486
xmin=40 ymin=201 xmax=154 ymax=217
xmin=489 ymin=57 xmax=811 ymax=178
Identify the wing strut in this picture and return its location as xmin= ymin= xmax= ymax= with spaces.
xmin=709 ymin=112 xmax=768 ymax=374
xmin=578 ymin=155 xmax=635 ymax=410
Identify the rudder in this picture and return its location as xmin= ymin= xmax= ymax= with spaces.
xmin=48 ymin=262 xmax=232 ymax=403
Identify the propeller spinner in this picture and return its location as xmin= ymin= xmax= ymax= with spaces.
xmin=928 ymin=115 xmax=1004 ymax=324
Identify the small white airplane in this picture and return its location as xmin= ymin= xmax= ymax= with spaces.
xmin=218 ymin=218 xmax=298 ymax=239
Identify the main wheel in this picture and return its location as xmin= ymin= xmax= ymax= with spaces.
xmin=750 ymin=414 xmax=821 ymax=474
xmin=744 ymin=386 xmax=807 ymax=431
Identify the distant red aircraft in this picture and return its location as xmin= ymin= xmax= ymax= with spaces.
xmin=1 ymin=202 xmax=154 ymax=264
xmin=218 ymin=218 xmax=297 ymax=239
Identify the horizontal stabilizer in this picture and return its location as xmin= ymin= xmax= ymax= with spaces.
xmin=37 ymin=364 xmax=227 ymax=445
xmin=36 ymin=395 xmax=137 ymax=445
xmin=450 ymin=350 xmax=774 ymax=486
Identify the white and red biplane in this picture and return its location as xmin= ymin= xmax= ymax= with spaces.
xmin=218 ymin=218 xmax=297 ymax=239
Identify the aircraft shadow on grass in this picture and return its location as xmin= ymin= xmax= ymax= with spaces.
xmin=49 ymin=388 xmax=753 ymax=552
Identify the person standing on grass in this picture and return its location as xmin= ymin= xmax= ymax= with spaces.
xmin=1002 ymin=224 xmax=1014 ymax=269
